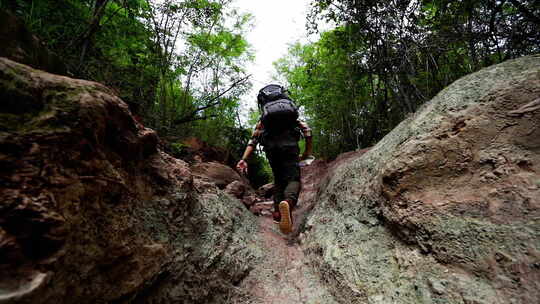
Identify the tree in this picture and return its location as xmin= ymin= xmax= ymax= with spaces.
xmin=3 ymin=0 xmax=255 ymax=145
xmin=275 ymin=0 xmax=540 ymax=159
xmin=143 ymin=0 xmax=253 ymax=137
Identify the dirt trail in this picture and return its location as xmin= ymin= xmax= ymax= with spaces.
xmin=240 ymin=212 xmax=337 ymax=304
xmin=240 ymin=161 xmax=340 ymax=304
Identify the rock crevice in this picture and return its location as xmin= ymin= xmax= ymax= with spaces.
xmin=1 ymin=55 xmax=539 ymax=304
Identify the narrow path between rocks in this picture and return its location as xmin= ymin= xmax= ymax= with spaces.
xmin=240 ymin=212 xmax=337 ymax=304
xmin=240 ymin=162 xmax=339 ymax=304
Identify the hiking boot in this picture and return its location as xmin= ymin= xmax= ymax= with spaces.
xmin=278 ymin=200 xmax=293 ymax=234
xmin=272 ymin=211 xmax=281 ymax=224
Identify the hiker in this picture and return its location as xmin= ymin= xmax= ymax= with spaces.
xmin=236 ymin=84 xmax=313 ymax=234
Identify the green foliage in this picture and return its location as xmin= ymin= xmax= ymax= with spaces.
xmin=4 ymin=0 xmax=162 ymax=121
xmin=278 ymin=0 xmax=540 ymax=159
xmin=247 ymin=153 xmax=273 ymax=188
xmin=143 ymin=0 xmax=253 ymax=140
xmin=4 ymin=0 xmax=254 ymax=172
xmin=169 ymin=142 xmax=190 ymax=158
xmin=275 ymin=32 xmax=396 ymax=158
xmin=216 ymin=125 xmax=272 ymax=188
xmin=246 ymin=107 xmax=260 ymax=128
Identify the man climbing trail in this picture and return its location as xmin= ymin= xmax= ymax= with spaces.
xmin=236 ymin=84 xmax=313 ymax=234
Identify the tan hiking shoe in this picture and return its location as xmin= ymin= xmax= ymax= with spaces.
xmin=278 ymin=200 xmax=293 ymax=234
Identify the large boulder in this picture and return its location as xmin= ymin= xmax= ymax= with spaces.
xmin=0 ymin=57 xmax=261 ymax=304
xmin=191 ymin=161 xmax=258 ymax=209
xmin=181 ymin=136 xmax=231 ymax=164
xmin=257 ymin=183 xmax=275 ymax=198
xmin=191 ymin=161 xmax=250 ymax=190
xmin=301 ymin=55 xmax=540 ymax=303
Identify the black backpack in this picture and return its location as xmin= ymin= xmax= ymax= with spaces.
xmin=257 ymin=84 xmax=299 ymax=132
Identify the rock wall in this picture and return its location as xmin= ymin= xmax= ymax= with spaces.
xmin=301 ymin=55 xmax=540 ymax=303
xmin=0 ymin=57 xmax=262 ymax=304
xmin=1 ymin=51 xmax=539 ymax=304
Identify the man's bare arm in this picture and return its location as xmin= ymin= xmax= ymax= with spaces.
xmin=302 ymin=136 xmax=313 ymax=159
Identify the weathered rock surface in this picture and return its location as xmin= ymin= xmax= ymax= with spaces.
xmin=257 ymin=183 xmax=275 ymax=199
xmin=191 ymin=161 xmax=258 ymax=207
xmin=191 ymin=161 xmax=250 ymax=190
xmin=0 ymin=57 xmax=262 ymax=303
xmin=2 ymin=52 xmax=539 ymax=304
xmin=300 ymin=55 xmax=540 ymax=303
xmin=180 ymin=136 xmax=232 ymax=164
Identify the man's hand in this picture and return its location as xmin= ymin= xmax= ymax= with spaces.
xmin=236 ymin=159 xmax=248 ymax=175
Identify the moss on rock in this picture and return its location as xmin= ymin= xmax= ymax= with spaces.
xmin=0 ymin=58 xmax=261 ymax=304
xmin=302 ymin=55 xmax=540 ymax=303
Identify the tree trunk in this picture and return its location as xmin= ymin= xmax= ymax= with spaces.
xmin=79 ymin=0 xmax=111 ymax=66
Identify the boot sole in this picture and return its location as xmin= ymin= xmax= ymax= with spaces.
xmin=278 ymin=201 xmax=293 ymax=234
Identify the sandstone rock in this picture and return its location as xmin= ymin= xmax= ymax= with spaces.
xmin=257 ymin=183 xmax=274 ymax=198
xmin=249 ymin=200 xmax=274 ymax=216
xmin=2 ymin=48 xmax=539 ymax=304
xmin=224 ymin=180 xmax=246 ymax=198
xmin=241 ymin=194 xmax=259 ymax=208
xmin=192 ymin=162 xmax=258 ymax=211
xmin=164 ymin=136 xmax=233 ymax=166
xmin=181 ymin=136 xmax=231 ymax=164
xmin=301 ymin=55 xmax=540 ymax=303
xmin=0 ymin=58 xmax=261 ymax=304
xmin=191 ymin=160 xmax=258 ymax=209
xmin=191 ymin=161 xmax=250 ymax=190
xmin=224 ymin=180 xmax=260 ymax=207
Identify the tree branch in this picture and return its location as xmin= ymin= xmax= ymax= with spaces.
xmin=173 ymin=114 xmax=218 ymax=125
xmin=508 ymin=0 xmax=540 ymax=25
xmin=173 ymin=74 xmax=251 ymax=124
xmin=200 ymin=74 xmax=252 ymax=107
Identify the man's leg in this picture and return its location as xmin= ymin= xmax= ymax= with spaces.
xmin=283 ymin=180 xmax=300 ymax=208
xmin=272 ymin=180 xmax=285 ymax=222
xmin=268 ymin=152 xmax=286 ymax=223
xmin=282 ymin=159 xmax=301 ymax=208
xmin=277 ymin=158 xmax=301 ymax=234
